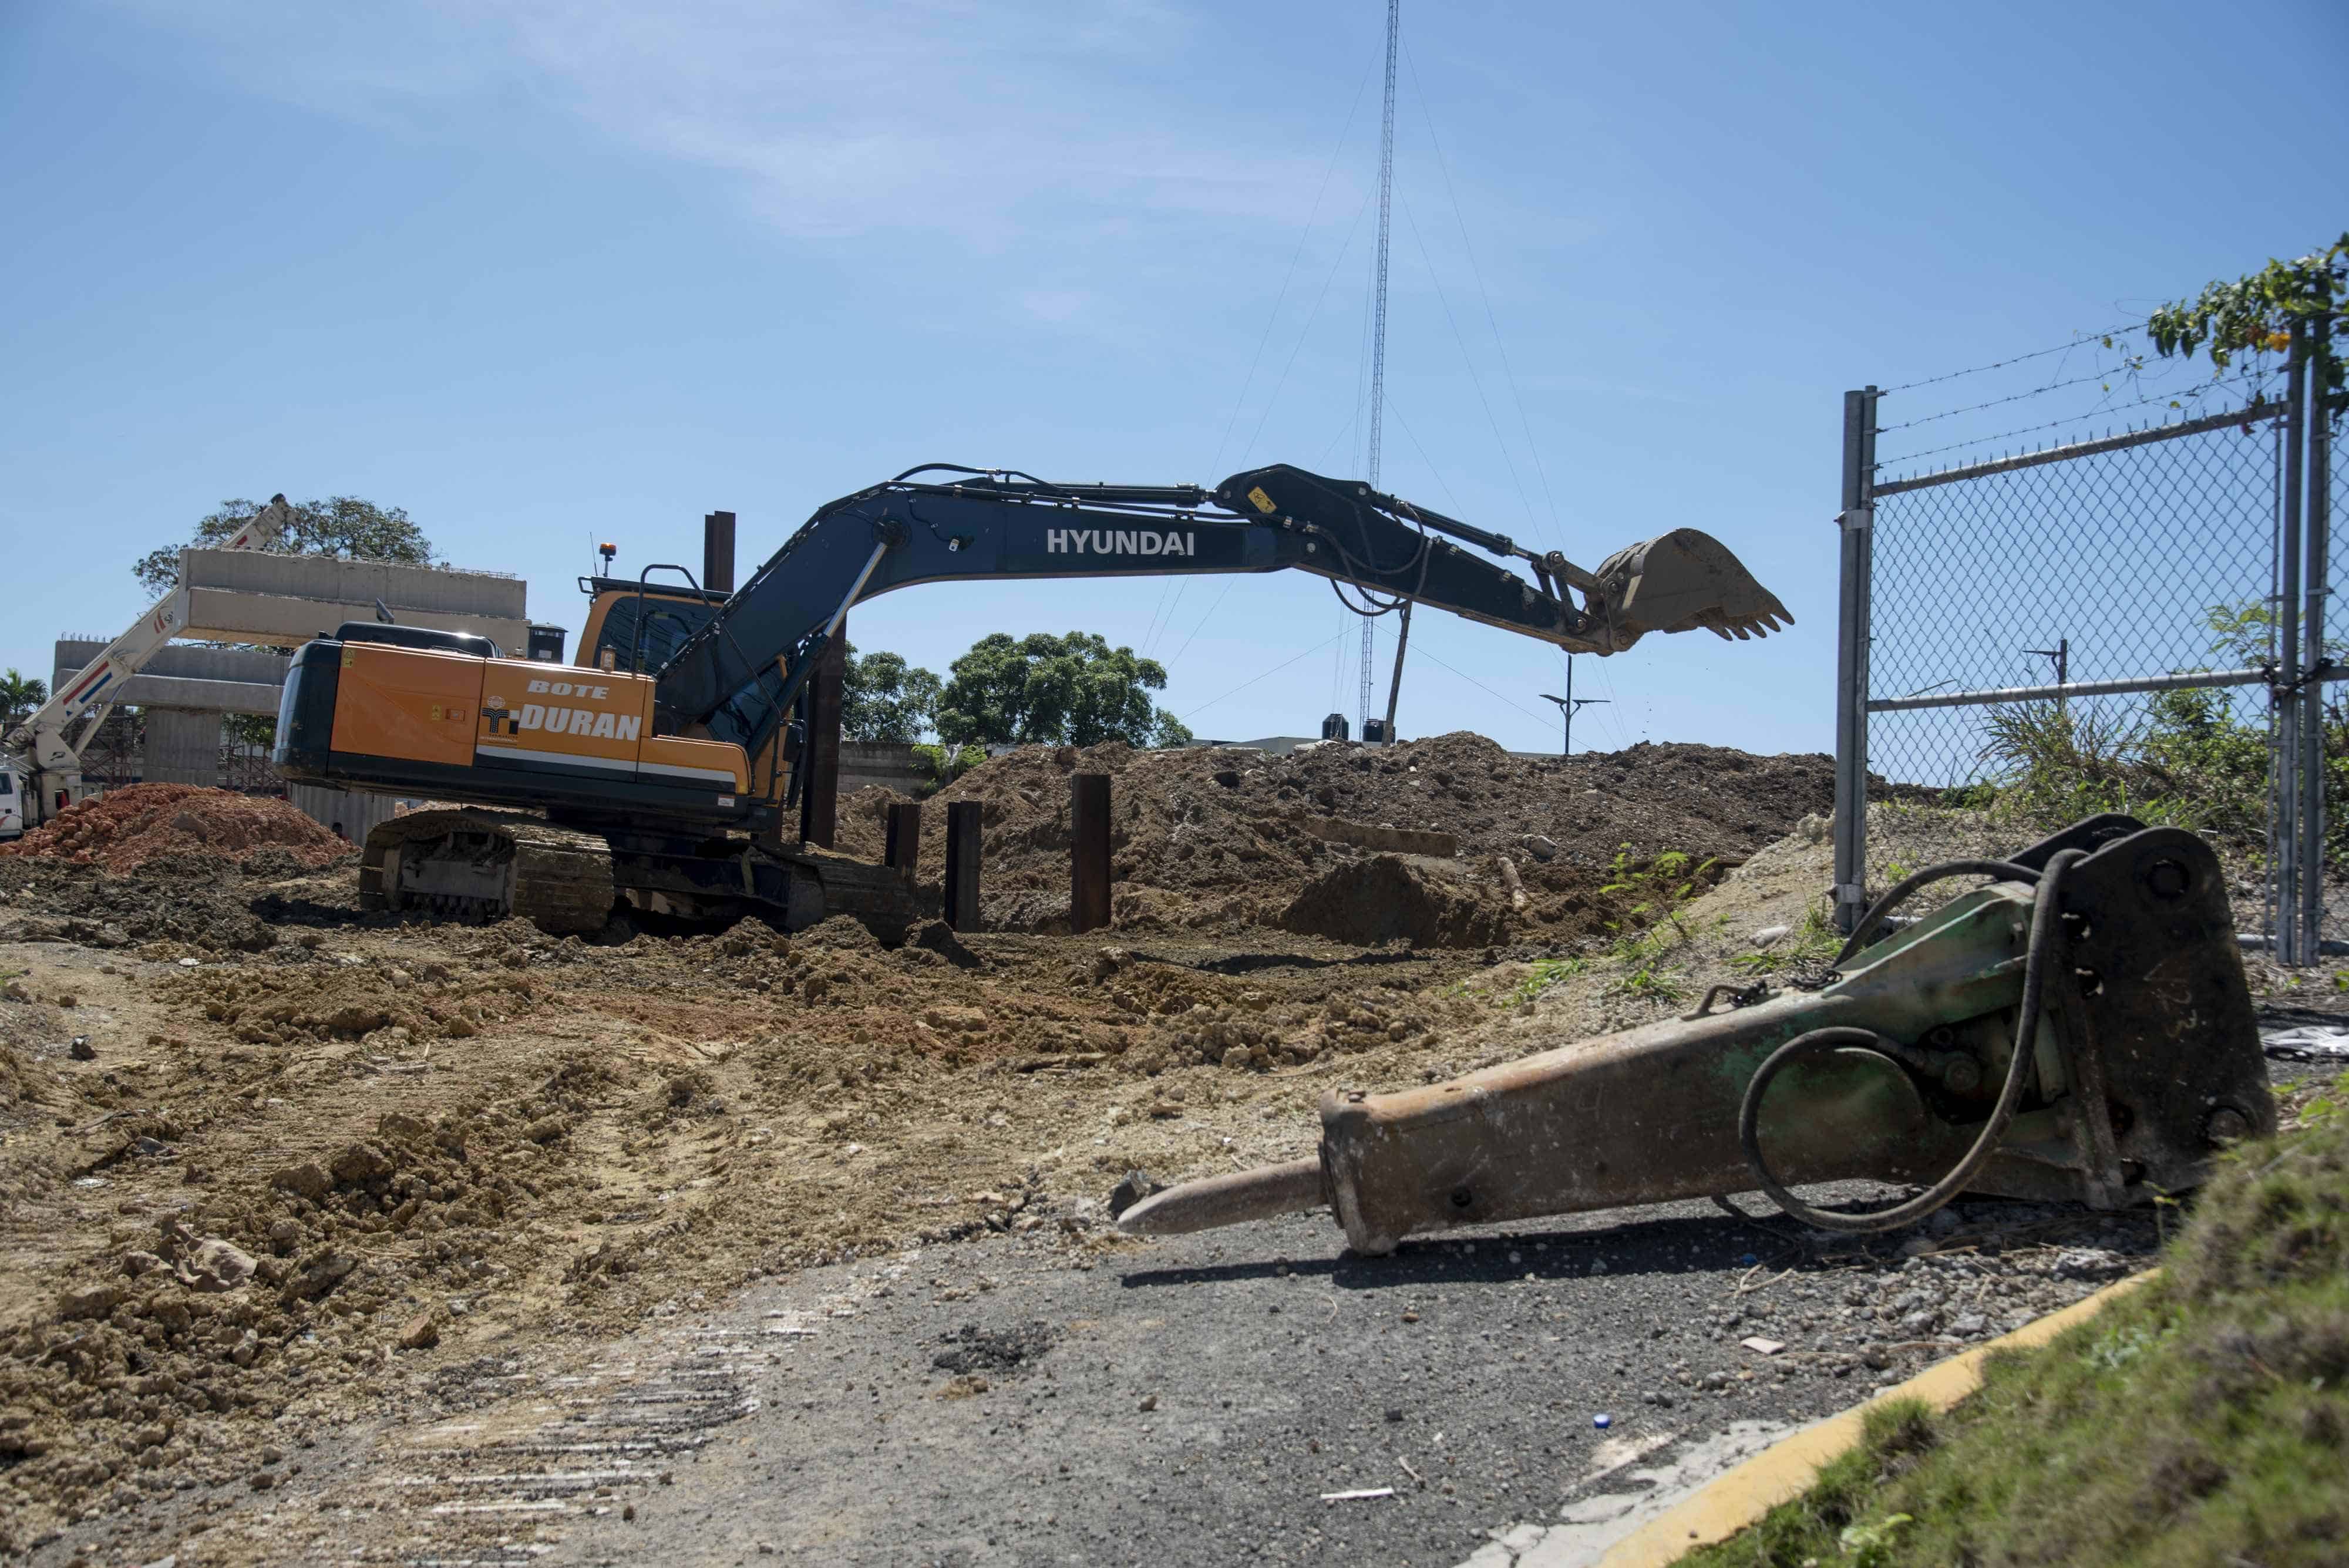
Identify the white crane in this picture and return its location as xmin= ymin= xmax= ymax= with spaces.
xmin=2 ymin=495 xmax=290 ymax=836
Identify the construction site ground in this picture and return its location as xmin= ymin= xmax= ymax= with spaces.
xmin=0 ymin=750 xmax=2334 ymax=1566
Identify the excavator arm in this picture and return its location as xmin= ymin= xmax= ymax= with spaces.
xmin=656 ymin=463 xmax=1789 ymax=759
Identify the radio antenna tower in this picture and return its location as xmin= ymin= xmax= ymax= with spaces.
xmin=1360 ymin=0 xmax=1399 ymax=741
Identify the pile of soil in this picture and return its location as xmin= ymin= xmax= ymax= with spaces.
xmin=836 ymin=732 xmax=1832 ymax=945
xmin=0 ymin=785 xmax=349 ymax=873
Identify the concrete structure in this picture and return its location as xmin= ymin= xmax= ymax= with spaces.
xmin=53 ymin=638 xmax=290 ymax=717
xmin=839 ymin=741 xmax=931 ymax=798
xmin=140 ymin=710 xmax=223 ymax=786
xmin=52 ymin=547 xmax=527 ymax=828
xmin=289 ymin=782 xmax=404 ymax=844
xmin=177 ymin=549 xmax=529 ymax=651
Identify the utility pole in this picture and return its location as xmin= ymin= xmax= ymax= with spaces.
xmin=1364 ymin=0 xmax=1400 ymax=742
xmin=1540 ymin=656 xmax=1608 ymax=757
xmin=2025 ymin=637 xmax=2070 ymax=712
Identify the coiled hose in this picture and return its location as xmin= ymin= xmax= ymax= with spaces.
xmin=1735 ymin=849 xmax=2084 ymax=1234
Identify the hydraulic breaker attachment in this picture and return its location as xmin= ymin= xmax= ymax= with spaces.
xmin=1120 ymin=816 xmax=2273 ymax=1255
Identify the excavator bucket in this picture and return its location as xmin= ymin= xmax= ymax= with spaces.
xmin=1590 ymin=529 xmax=1792 ymax=645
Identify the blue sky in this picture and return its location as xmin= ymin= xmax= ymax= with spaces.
xmin=4 ymin=1 xmax=2343 ymax=758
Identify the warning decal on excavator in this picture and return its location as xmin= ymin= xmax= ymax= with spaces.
xmin=1246 ymin=486 xmax=1277 ymax=514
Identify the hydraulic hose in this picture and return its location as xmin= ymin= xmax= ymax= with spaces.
xmin=1737 ymin=848 xmax=2084 ymax=1234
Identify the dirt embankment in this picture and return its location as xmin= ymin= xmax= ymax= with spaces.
xmin=1 ymin=785 xmax=350 ymax=873
xmin=836 ymin=732 xmax=1833 ymax=945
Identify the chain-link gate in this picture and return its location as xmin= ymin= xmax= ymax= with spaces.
xmin=1833 ymin=314 xmax=2338 ymax=962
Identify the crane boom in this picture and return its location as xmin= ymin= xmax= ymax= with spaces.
xmin=4 ymin=496 xmax=290 ymax=827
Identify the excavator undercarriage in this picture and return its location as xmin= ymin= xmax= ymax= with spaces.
xmin=358 ymin=808 xmax=917 ymax=934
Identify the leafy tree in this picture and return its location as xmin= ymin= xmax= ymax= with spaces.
xmin=2148 ymin=233 xmax=2347 ymax=399
xmin=936 ymin=631 xmax=1193 ymax=748
xmin=133 ymin=496 xmax=437 ymax=598
xmin=1 ymin=668 xmax=47 ymax=731
xmin=840 ymin=644 xmax=943 ymax=743
xmin=910 ymin=742 xmax=989 ymax=792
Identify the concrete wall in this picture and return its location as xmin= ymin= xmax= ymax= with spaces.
xmin=287 ymin=783 xmax=402 ymax=843
xmin=177 ymin=549 xmax=529 ymax=651
xmin=839 ymin=741 xmax=931 ymax=797
xmin=53 ymin=640 xmax=292 ymax=718
xmin=53 ymin=639 xmax=293 ymax=687
xmin=143 ymin=709 xmax=223 ymax=786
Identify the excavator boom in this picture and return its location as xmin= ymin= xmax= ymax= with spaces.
xmin=656 ymin=461 xmax=1789 ymax=760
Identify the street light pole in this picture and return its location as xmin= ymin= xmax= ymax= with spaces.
xmin=1539 ymin=657 xmax=1610 ymax=758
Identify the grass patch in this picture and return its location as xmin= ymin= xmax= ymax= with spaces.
xmin=1729 ymin=907 xmax=1843 ymax=979
xmin=1596 ymin=846 xmax=1719 ymax=1004
xmin=1676 ymin=1072 xmax=2349 ymax=1568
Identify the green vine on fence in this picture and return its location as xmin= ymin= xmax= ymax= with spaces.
xmin=2145 ymin=232 xmax=2347 ymax=398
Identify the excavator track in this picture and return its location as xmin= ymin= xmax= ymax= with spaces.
xmin=360 ymin=808 xmax=918 ymax=936
xmin=361 ymin=809 xmax=615 ymax=935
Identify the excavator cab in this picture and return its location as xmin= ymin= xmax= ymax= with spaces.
xmin=574 ymin=575 xmax=732 ymax=675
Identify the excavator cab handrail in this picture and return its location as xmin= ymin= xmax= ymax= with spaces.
xmin=622 ymin=564 xmax=707 ymax=675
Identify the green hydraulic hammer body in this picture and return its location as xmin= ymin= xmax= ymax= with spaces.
xmin=1120 ymin=816 xmax=2274 ymax=1256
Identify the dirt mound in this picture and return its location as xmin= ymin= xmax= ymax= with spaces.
xmin=1277 ymin=854 xmax=1513 ymax=949
xmin=0 ymin=785 xmax=349 ymax=873
xmin=836 ymin=731 xmax=1829 ymax=941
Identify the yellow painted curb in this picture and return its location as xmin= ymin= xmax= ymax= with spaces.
xmin=1595 ymin=1268 xmax=2159 ymax=1568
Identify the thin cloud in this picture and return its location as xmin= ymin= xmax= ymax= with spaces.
xmin=118 ymin=1 xmax=1345 ymax=251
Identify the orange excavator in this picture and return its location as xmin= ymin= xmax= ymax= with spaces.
xmin=273 ymin=463 xmax=1790 ymax=932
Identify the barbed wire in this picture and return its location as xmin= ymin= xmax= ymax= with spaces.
xmin=1878 ymin=361 xmax=2154 ymax=433
xmin=1877 ymin=372 xmax=2275 ymax=470
xmin=1879 ymin=320 xmax=2148 ymax=395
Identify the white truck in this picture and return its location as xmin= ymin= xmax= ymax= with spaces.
xmin=2 ymin=496 xmax=290 ymax=834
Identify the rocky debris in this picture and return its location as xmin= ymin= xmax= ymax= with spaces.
xmin=396 ymin=1311 xmax=443 ymax=1351
xmin=0 ymin=854 xmax=284 ymax=952
xmin=930 ymin=1321 xmax=1056 ymax=1377
xmin=905 ymin=918 xmax=981 ymax=968
xmin=0 ymin=784 xmax=349 ymax=873
xmin=280 ymin=1249 xmax=359 ymax=1303
xmin=330 ymin=1143 xmax=396 ymax=1184
xmin=57 ymin=1282 xmax=122 ymax=1320
xmin=1107 ymin=1170 xmax=1160 ymax=1219
xmin=177 ymin=1239 xmax=257 ymax=1293
xmin=272 ymin=1161 xmax=332 ymax=1200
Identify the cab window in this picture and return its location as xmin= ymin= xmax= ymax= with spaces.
xmin=596 ymin=596 xmax=718 ymax=674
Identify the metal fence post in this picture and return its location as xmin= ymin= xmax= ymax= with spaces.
xmin=2298 ymin=310 xmax=2334 ymax=956
xmin=2276 ymin=323 xmax=2310 ymax=964
xmin=1832 ymin=386 xmax=1880 ymax=935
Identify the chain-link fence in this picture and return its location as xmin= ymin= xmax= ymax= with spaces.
xmin=1833 ymin=315 xmax=2339 ymax=961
